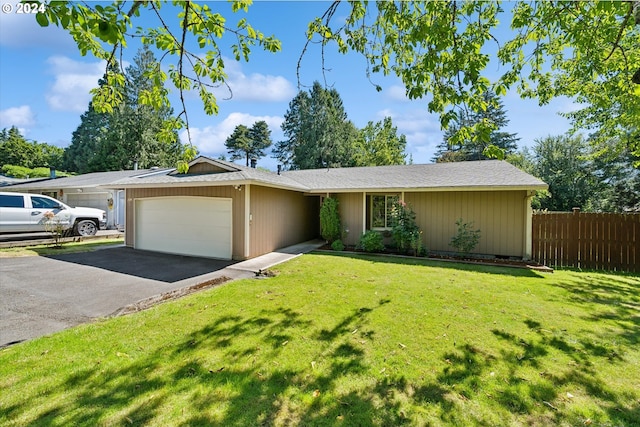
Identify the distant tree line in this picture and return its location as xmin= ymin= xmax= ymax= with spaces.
xmin=4 ymin=61 xmax=637 ymax=212
xmin=225 ymin=81 xmax=408 ymax=171
xmin=430 ymin=89 xmax=639 ymax=213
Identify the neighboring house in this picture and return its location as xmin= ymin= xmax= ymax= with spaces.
xmin=3 ymin=169 xmax=169 ymax=230
xmin=111 ymin=156 xmax=547 ymax=261
xmin=0 ymin=175 xmax=49 ymax=187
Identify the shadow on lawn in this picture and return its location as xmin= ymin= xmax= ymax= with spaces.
xmin=553 ymin=273 xmax=640 ymax=349
xmin=312 ymin=251 xmax=547 ymax=278
xmin=10 ymin=275 xmax=639 ymax=426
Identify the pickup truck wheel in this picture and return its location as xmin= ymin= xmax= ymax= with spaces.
xmin=75 ymin=220 xmax=98 ymax=236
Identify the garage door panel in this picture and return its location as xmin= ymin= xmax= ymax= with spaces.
xmin=135 ymin=197 xmax=232 ymax=259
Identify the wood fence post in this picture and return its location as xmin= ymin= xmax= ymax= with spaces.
xmin=570 ymin=207 xmax=580 ymax=268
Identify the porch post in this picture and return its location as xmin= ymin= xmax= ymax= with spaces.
xmin=523 ymin=190 xmax=534 ymax=260
xmin=362 ymin=192 xmax=367 ymax=236
xmin=244 ymin=184 xmax=251 ymax=259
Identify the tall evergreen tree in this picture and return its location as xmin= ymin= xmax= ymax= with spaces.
xmin=225 ymin=121 xmax=273 ymax=166
xmin=62 ymin=102 xmax=109 ymax=173
xmin=274 ymin=82 xmax=357 ymax=170
xmin=434 ymin=91 xmax=519 ymax=162
xmin=63 ymin=47 xmax=182 ymax=173
xmin=225 ymin=124 xmax=251 ymax=165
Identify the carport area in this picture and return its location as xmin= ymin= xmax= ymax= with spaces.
xmin=0 ymin=241 xmax=323 ymax=348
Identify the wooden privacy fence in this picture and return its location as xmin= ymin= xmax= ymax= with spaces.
xmin=532 ymin=210 xmax=640 ymax=272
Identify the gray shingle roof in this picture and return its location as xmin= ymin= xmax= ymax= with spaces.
xmin=111 ymin=158 xmax=547 ymax=192
xmin=4 ymin=169 xmax=171 ymax=190
xmin=110 ymin=159 xmax=309 ymax=190
xmin=282 ymin=160 xmax=547 ymax=192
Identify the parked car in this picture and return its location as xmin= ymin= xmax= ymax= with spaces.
xmin=0 ymin=192 xmax=106 ymax=236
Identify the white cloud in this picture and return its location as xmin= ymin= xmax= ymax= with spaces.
xmin=45 ymin=56 xmax=106 ymax=113
xmin=181 ymin=112 xmax=283 ymax=156
xmin=0 ymin=105 xmax=36 ymax=128
xmin=374 ymin=108 xmax=443 ymax=164
xmin=214 ymin=59 xmax=296 ymax=102
xmin=0 ymin=12 xmax=74 ymax=50
xmin=385 ymin=85 xmax=410 ymax=102
xmin=375 ymin=108 xmax=441 ymax=133
xmin=408 ymin=133 xmax=441 ymax=164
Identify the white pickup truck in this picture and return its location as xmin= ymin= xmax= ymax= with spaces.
xmin=0 ymin=192 xmax=106 ymax=236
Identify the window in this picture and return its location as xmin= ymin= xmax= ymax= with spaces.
xmin=31 ymin=196 xmax=61 ymax=209
xmin=371 ymin=195 xmax=398 ymax=229
xmin=0 ymin=194 xmax=25 ymax=208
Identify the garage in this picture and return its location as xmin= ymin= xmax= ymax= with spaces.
xmin=66 ymin=192 xmax=108 ymax=210
xmin=135 ymin=196 xmax=232 ymax=259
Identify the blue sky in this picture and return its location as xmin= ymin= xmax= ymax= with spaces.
xmin=0 ymin=1 xmax=574 ymax=170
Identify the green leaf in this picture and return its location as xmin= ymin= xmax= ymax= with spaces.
xmin=35 ymin=13 xmax=49 ymax=27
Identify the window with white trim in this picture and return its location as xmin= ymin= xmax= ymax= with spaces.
xmin=370 ymin=195 xmax=399 ymax=229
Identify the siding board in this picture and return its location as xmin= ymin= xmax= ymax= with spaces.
xmin=410 ymin=191 xmax=525 ymax=257
xmin=249 ymin=187 xmax=320 ymax=258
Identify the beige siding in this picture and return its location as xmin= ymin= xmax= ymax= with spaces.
xmin=250 ymin=186 xmax=320 ymax=258
xmin=336 ymin=192 xmax=364 ymax=246
xmin=125 ymin=186 xmax=246 ymax=259
xmin=405 ymin=190 xmax=526 ymax=257
xmin=185 ymin=163 xmax=231 ymax=174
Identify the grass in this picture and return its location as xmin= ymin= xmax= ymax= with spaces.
xmin=0 ymin=252 xmax=638 ymax=426
xmin=0 ymin=238 xmax=124 ymax=257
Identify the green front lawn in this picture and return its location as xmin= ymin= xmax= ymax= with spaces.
xmin=1 ymin=253 xmax=638 ymax=426
xmin=0 ymin=238 xmax=124 ymax=258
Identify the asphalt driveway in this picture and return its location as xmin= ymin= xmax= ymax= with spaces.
xmin=0 ymin=247 xmax=242 ymax=347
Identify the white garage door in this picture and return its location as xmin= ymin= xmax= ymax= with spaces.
xmin=135 ymin=197 xmax=232 ymax=259
xmin=66 ymin=192 xmax=108 ymax=211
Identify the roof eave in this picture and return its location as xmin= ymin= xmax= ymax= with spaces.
xmin=306 ymin=184 xmax=548 ymax=193
xmin=107 ymin=178 xmax=309 ymax=192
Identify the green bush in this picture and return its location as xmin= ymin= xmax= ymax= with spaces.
xmin=331 ymin=239 xmax=345 ymax=251
xmin=320 ymin=197 xmax=341 ymax=243
xmin=450 ymin=218 xmax=481 ymax=255
xmin=1 ymin=164 xmax=72 ymax=179
xmin=358 ymin=230 xmax=385 ymax=253
xmin=390 ymin=200 xmax=423 ymax=256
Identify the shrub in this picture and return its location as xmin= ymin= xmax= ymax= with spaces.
xmin=358 ymin=230 xmax=385 ymax=253
xmin=320 ymin=197 xmax=341 ymax=243
xmin=43 ymin=211 xmax=66 ymax=248
xmin=450 ymin=218 xmax=481 ymax=255
xmin=331 ymin=239 xmax=345 ymax=251
xmin=1 ymin=164 xmax=71 ymax=179
xmin=390 ymin=200 xmax=423 ymax=256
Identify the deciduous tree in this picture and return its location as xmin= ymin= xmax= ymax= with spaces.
xmin=0 ymin=126 xmax=64 ymax=170
xmin=37 ymin=1 xmax=640 ymax=159
xmin=530 ymin=135 xmax=598 ymax=212
xmin=353 ymin=117 xmax=407 ymax=166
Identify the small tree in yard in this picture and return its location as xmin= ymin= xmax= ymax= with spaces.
xmin=320 ymin=197 xmax=341 ymax=244
xmin=43 ymin=211 xmax=66 ymax=248
xmin=390 ymin=200 xmax=423 ymax=256
xmin=450 ymin=218 xmax=481 ymax=256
